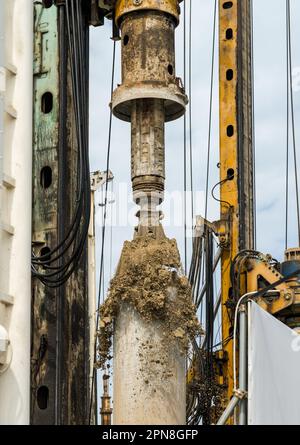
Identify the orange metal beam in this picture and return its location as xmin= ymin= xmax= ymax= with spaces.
xmin=219 ymin=0 xmax=254 ymax=408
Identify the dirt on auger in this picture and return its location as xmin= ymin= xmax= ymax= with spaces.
xmin=97 ymin=234 xmax=202 ymax=369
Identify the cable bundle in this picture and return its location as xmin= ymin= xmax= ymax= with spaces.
xmin=32 ymin=1 xmax=90 ymax=287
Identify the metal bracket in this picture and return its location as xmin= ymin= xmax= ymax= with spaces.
xmin=233 ymin=389 xmax=247 ymax=400
xmin=196 ymin=215 xmax=230 ymax=248
xmin=246 ymin=258 xmax=295 ymax=315
xmin=90 ymin=169 xmax=114 ymax=191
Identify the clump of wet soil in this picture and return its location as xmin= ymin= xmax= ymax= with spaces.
xmin=97 ymin=235 xmax=201 ymax=369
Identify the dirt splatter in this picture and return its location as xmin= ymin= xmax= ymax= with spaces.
xmin=97 ymin=235 xmax=201 ymax=369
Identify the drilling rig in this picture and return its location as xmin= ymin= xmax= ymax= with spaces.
xmin=1 ymin=0 xmax=300 ymax=427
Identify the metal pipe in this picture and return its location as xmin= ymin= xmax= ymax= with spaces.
xmin=112 ymin=0 xmax=187 ymax=236
xmin=202 ymin=290 xmax=221 ymax=348
xmin=238 ymin=304 xmax=247 ymax=425
xmin=217 ymin=395 xmax=240 ymax=425
xmin=214 ymin=291 xmax=222 ymax=319
xmin=111 ymin=0 xmax=188 ymax=426
xmin=131 ymin=97 xmax=165 ymax=232
xmin=196 ymin=248 xmax=222 ymax=307
xmin=217 ymin=291 xmax=253 ymax=426
xmin=100 ymin=374 xmax=112 ymax=425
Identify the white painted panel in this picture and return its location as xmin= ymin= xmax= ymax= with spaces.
xmin=248 ymin=301 xmax=300 ymax=425
xmin=0 ymin=0 xmax=32 ymax=425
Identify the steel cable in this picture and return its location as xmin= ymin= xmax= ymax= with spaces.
xmin=204 ymin=0 xmax=217 ymax=220
xmin=88 ymin=39 xmax=116 ymax=425
xmin=286 ymin=0 xmax=300 ymax=246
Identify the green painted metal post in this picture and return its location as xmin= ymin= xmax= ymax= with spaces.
xmin=31 ymin=1 xmax=91 ymax=425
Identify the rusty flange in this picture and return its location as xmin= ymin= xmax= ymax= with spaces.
xmin=111 ymin=80 xmax=187 ymax=122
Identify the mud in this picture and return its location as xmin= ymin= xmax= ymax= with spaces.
xmin=97 ymin=235 xmax=201 ymax=369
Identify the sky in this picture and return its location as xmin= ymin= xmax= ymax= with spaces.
xmin=89 ymin=0 xmax=300 ymax=298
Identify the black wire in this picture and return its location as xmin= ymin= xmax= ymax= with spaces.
xmin=285 ymin=0 xmax=290 ymax=249
xmin=89 ymin=39 xmax=116 ymax=425
xmin=183 ymin=0 xmax=187 ymax=274
xmin=285 ymin=41 xmax=290 ymax=245
xmin=287 ymin=0 xmax=300 ymax=246
xmin=212 ymin=334 xmax=233 ymax=350
xmin=189 ymin=0 xmax=194 ymax=223
xmin=188 ymin=236 xmax=198 ymax=290
xmin=188 ymin=226 xmax=217 ymax=425
xmin=211 ymin=178 xmax=232 ymax=209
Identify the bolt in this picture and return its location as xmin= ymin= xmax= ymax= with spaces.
xmin=285 ymin=293 xmax=292 ymax=301
xmin=133 ymin=0 xmax=142 ymax=5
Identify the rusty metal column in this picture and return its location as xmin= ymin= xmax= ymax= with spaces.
xmin=218 ymin=0 xmax=254 ymax=412
xmin=108 ymin=0 xmax=190 ymax=425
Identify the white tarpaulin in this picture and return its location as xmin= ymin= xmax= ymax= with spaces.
xmin=248 ymin=301 xmax=300 ymax=425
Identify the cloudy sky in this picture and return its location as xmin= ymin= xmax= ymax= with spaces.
xmin=89 ymin=0 xmax=300 ymax=297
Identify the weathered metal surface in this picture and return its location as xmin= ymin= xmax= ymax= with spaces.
xmin=113 ymin=7 xmax=186 ymax=234
xmin=131 ymin=98 xmax=165 ymax=232
xmin=115 ymin=0 xmax=180 ymax=26
xmin=58 ymin=14 xmax=90 ymax=422
xmin=111 ymin=0 xmax=188 ymax=425
xmin=121 ymin=12 xmax=175 ymax=84
xmin=237 ymin=0 xmax=254 ymax=251
xmin=100 ymin=374 xmax=112 ymax=425
xmin=131 ymin=98 xmax=165 ymax=192
xmin=112 ymin=11 xmax=187 ymax=122
xmin=31 ymin=3 xmax=60 ymax=425
xmin=31 ymin=2 xmax=90 ymax=425
xmin=218 ymin=0 xmax=254 ymax=410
